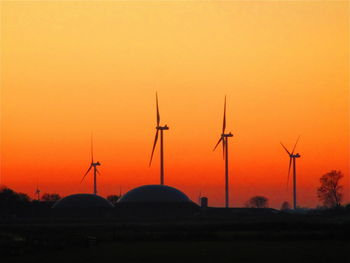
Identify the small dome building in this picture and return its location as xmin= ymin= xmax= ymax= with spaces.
xmin=53 ymin=194 xmax=113 ymax=209
xmin=115 ymin=185 xmax=199 ymax=219
xmin=52 ymin=194 xmax=113 ymax=218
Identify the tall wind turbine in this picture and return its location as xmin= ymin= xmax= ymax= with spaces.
xmin=81 ymin=136 xmax=101 ymax=195
xmin=149 ymin=93 xmax=169 ymax=185
xmin=213 ymin=96 xmax=233 ymax=208
xmin=281 ymin=137 xmax=301 ymax=209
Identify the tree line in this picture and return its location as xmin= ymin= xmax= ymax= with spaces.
xmin=245 ymin=170 xmax=345 ymax=209
xmin=0 ymin=170 xmax=347 ymax=211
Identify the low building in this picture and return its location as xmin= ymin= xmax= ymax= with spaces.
xmin=115 ymin=185 xmax=199 ymax=219
xmin=52 ymin=193 xmax=113 ymax=218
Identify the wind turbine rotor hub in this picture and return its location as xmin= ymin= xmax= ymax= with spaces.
xmin=157 ymin=125 xmax=169 ymax=130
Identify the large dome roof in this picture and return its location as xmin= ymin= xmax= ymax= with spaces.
xmin=53 ymin=194 xmax=113 ymax=209
xmin=118 ymin=185 xmax=191 ymax=203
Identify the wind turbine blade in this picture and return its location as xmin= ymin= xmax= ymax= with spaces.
xmin=81 ymin=165 xmax=93 ymax=183
xmin=280 ymin=142 xmax=291 ymax=155
xmin=96 ymin=168 xmax=101 ymax=175
xmin=156 ymin=92 xmax=160 ymax=126
xmin=213 ymin=137 xmax=223 ymax=151
xmin=291 ymin=135 xmax=300 ymax=154
xmin=222 ymin=96 xmax=226 ymax=134
xmin=149 ymin=130 xmax=159 ymax=166
xmin=287 ymin=157 xmax=292 ymax=188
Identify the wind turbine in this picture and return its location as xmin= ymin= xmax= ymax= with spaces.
xmin=149 ymin=92 xmax=169 ymax=185
xmin=281 ymin=137 xmax=301 ymax=209
xmin=35 ymin=187 xmax=40 ymax=201
xmin=213 ymin=96 xmax=233 ymax=208
xmin=81 ymin=136 xmax=101 ymax=195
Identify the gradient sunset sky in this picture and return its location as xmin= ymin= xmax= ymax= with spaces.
xmin=1 ymin=1 xmax=349 ymax=208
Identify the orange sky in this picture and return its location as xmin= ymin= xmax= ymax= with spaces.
xmin=1 ymin=1 xmax=349 ymax=208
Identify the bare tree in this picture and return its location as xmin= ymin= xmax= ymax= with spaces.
xmin=280 ymin=201 xmax=291 ymax=210
xmin=41 ymin=193 xmax=61 ymax=202
xmin=245 ymin=196 xmax=269 ymax=208
xmin=317 ymin=170 xmax=343 ymax=208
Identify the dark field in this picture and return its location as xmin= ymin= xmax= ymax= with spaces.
xmin=1 ymin=210 xmax=350 ymax=263
xmin=4 ymin=240 xmax=349 ymax=263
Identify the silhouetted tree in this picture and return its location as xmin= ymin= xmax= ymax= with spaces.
xmin=280 ymin=201 xmax=291 ymax=210
xmin=245 ymin=196 xmax=269 ymax=208
xmin=41 ymin=193 xmax=61 ymax=202
xmin=317 ymin=170 xmax=343 ymax=208
xmin=107 ymin=195 xmax=120 ymax=205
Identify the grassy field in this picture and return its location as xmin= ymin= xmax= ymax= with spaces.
xmin=1 ymin=211 xmax=349 ymax=262
xmin=5 ymin=240 xmax=349 ymax=263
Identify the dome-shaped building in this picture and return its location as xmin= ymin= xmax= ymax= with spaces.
xmin=53 ymin=194 xmax=113 ymax=209
xmin=118 ymin=185 xmax=191 ymax=203
xmin=115 ymin=185 xmax=199 ymax=219
xmin=52 ymin=194 xmax=113 ymax=218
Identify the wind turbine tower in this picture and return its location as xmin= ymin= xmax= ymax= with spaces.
xmin=214 ymin=96 xmax=233 ymax=208
xmin=281 ymin=137 xmax=301 ymax=209
xmin=149 ymin=93 xmax=169 ymax=185
xmin=35 ymin=187 xmax=40 ymax=201
xmin=198 ymin=190 xmax=202 ymax=205
xmin=81 ymin=136 xmax=101 ymax=195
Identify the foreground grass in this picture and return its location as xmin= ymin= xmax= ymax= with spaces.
xmin=6 ymin=240 xmax=349 ymax=263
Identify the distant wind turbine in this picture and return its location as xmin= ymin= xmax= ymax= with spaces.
xmin=213 ymin=96 xmax=233 ymax=208
xmin=149 ymin=92 xmax=169 ymax=185
xmin=281 ymin=136 xmax=301 ymax=209
xmin=81 ymin=136 xmax=101 ymax=195
xmin=35 ymin=187 xmax=40 ymax=201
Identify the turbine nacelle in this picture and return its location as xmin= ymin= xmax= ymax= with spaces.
xmin=92 ymin=161 xmax=101 ymax=166
xmin=156 ymin=125 xmax=169 ymax=130
xmin=291 ymin=153 xmax=300 ymax=158
xmin=222 ymin=132 xmax=233 ymax=138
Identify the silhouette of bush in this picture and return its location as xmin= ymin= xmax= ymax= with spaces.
xmin=245 ymin=196 xmax=269 ymax=208
xmin=107 ymin=195 xmax=120 ymax=206
xmin=41 ymin=193 xmax=61 ymax=202
xmin=280 ymin=201 xmax=291 ymax=211
xmin=0 ymin=186 xmax=31 ymax=213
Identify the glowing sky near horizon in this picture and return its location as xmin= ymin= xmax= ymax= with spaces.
xmin=1 ymin=1 xmax=349 ymax=208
